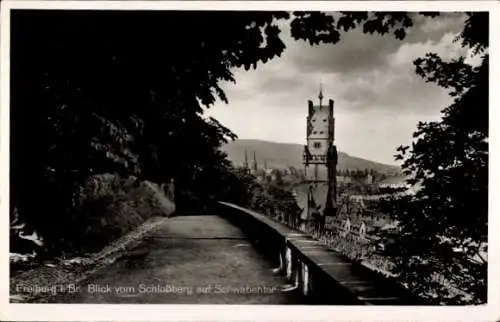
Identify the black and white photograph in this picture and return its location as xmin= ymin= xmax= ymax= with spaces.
xmin=1 ymin=0 xmax=498 ymax=321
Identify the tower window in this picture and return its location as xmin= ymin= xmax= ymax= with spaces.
xmin=319 ymin=131 xmax=324 ymax=134
xmin=313 ymin=131 xmax=317 ymax=134
xmin=323 ymin=118 xmax=327 ymax=122
xmin=314 ymin=142 xmax=321 ymax=149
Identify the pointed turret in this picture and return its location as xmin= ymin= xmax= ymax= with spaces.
xmin=243 ymin=150 xmax=249 ymax=169
xmin=318 ymin=82 xmax=324 ymax=106
xmin=252 ymin=151 xmax=258 ymax=172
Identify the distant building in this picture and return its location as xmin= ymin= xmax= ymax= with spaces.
xmin=337 ymin=194 xmax=366 ymax=218
xmin=243 ymin=150 xmax=249 ymax=170
xmin=337 ymin=175 xmax=352 ymax=185
xmin=250 ymin=151 xmax=258 ymax=175
xmin=378 ymin=176 xmax=408 ymax=189
xmin=377 ymin=176 xmax=423 ymax=196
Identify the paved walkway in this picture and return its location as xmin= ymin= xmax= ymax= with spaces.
xmin=53 ymin=215 xmax=302 ymax=304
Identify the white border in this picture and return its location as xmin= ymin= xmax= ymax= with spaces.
xmin=1 ymin=1 xmax=499 ymax=322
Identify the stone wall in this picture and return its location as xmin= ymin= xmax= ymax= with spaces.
xmin=218 ymin=202 xmax=424 ymax=305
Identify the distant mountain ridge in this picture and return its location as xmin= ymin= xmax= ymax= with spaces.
xmin=220 ymin=139 xmax=401 ymax=174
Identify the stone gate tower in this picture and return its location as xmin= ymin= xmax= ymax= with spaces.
xmin=302 ymin=87 xmax=338 ymax=230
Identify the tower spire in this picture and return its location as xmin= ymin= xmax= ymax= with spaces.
xmin=244 ymin=150 xmax=249 ymax=169
xmin=319 ymin=82 xmax=324 ymax=106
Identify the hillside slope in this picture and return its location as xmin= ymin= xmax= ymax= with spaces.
xmin=220 ymin=139 xmax=400 ymax=174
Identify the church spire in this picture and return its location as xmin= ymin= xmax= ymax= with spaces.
xmin=252 ymin=151 xmax=258 ymax=172
xmin=319 ymin=82 xmax=324 ymax=106
xmin=243 ymin=150 xmax=249 ymax=169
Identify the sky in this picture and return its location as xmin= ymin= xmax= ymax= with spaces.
xmin=205 ymin=12 xmax=479 ymax=165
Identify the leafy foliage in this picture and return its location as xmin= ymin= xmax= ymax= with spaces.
xmin=11 ymin=10 xmax=291 ymax=249
xmin=225 ymin=168 xmax=301 ymax=224
xmin=380 ymin=12 xmax=488 ymax=304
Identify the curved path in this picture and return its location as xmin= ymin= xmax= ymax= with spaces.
xmin=53 ymin=215 xmax=302 ymax=304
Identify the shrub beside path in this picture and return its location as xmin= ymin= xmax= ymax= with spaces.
xmin=10 ymin=179 xmax=174 ymax=303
